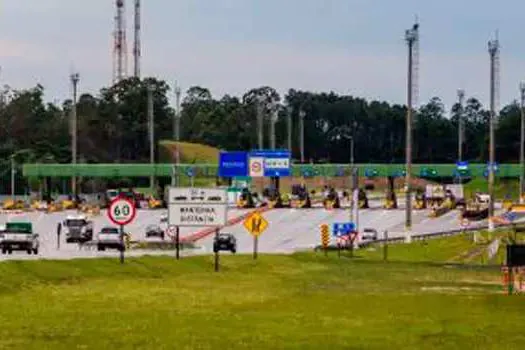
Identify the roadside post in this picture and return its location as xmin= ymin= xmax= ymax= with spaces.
xmin=243 ymin=211 xmax=268 ymax=260
xmin=167 ymin=225 xmax=180 ymax=259
xmin=505 ymin=244 xmax=525 ymax=295
xmin=107 ymin=196 xmax=137 ymax=264
xmin=320 ymin=224 xmax=329 ymax=256
xmin=383 ymin=230 xmax=388 ymax=261
xmin=56 ymin=222 xmax=61 ymax=250
xmin=333 ymin=222 xmax=354 ymax=257
xmin=167 ymin=187 xmax=227 ymax=268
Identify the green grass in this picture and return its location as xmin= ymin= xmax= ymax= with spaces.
xmin=158 ymin=140 xmax=220 ymax=163
xmin=464 ymin=178 xmax=519 ymax=200
xmin=0 ymin=252 xmax=523 ymax=349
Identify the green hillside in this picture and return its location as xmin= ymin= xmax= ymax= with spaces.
xmin=158 ymin=140 xmax=220 ymax=163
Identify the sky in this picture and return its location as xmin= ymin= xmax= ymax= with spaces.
xmin=0 ymin=0 xmax=524 ymax=110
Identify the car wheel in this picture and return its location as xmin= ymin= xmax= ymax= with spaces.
xmin=27 ymin=249 xmax=32 ymax=255
xmin=231 ymin=248 xmax=236 ymax=254
xmin=97 ymin=245 xmax=104 ymax=251
xmin=33 ymin=248 xmax=38 ymax=255
xmin=8 ymin=249 xmax=12 ymax=255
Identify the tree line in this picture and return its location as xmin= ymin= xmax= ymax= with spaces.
xmin=0 ymin=76 xmax=522 ymax=191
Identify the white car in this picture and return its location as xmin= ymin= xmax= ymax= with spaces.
xmin=97 ymin=226 xmax=124 ymax=251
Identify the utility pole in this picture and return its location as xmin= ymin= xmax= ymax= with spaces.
xmin=488 ymin=36 xmax=499 ymax=232
xmin=520 ymin=82 xmax=525 ymax=204
xmin=10 ymin=156 xmax=15 ymax=200
xmin=70 ymin=72 xmax=79 ymax=195
xmin=270 ymin=105 xmax=278 ymax=149
xmin=148 ymin=84 xmax=155 ymax=191
xmin=172 ymin=82 xmax=181 ymax=186
xmin=287 ymin=106 xmax=292 ymax=152
xmin=404 ymin=23 xmax=418 ymax=232
xmin=256 ymin=96 xmax=264 ymax=149
xmin=299 ymin=110 xmax=305 ymax=163
xmin=457 ymin=89 xmax=465 ymax=162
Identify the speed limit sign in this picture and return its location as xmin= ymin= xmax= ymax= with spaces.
xmin=108 ymin=197 xmax=137 ymax=226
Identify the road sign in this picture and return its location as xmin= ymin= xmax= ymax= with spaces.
xmin=167 ymin=225 xmax=177 ymax=238
xmin=249 ymin=157 xmax=264 ymax=177
xmin=218 ymin=152 xmax=248 ymax=177
xmin=186 ymin=168 xmax=194 ymax=177
xmin=107 ymin=197 xmax=136 ymax=226
xmin=503 ymin=211 xmax=517 ymax=223
xmin=320 ymin=224 xmax=330 ymax=248
xmin=249 ymin=150 xmax=291 ymax=177
xmin=460 ymin=218 xmax=470 ymax=228
xmin=332 ymin=222 xmax=355 ymax=237
xmin=243 ymin=212 xmax=268 ymax=236
xmin=168 ymin=187 xmax=228 ymax=226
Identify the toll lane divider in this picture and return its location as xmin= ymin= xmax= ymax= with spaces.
xmin=181 ymin=206 xmax=273 ymax=243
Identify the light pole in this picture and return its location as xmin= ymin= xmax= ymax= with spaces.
xmin=256 ymin=96 xmax=264 ymax=150
xmin=173 ymin=82 xmax=181 ymax=186
xmin=488 ymin=38 xmax=499 ymax=232
xmin=269 ymin=105 xmax=279 ymax=149
xmin=147 ymin=84 xmax=155 ymax=191
xmin=10 ymin=155 xmax=15 ymax=200
xmin=520 ymin=82 xmax=525 ymax=204
xmin=404 ymin=23 xmax=418 ymax=232
xmin=299 ymin=110 xmax=305 ymax=163
xmin=287 ymin=106 xmax=292 ymax=152
xmin=70 ymin=72 xmax=79 ymax=195
xmin=457 ymin=89 xmax=465 ymax=162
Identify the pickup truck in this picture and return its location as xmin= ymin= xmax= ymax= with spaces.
xmin=0 ymin=222 xmax=39 ymax=255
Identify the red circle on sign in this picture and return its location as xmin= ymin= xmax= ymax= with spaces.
xmin=107 ymin=196 xmax=137 ymax=226
xmin=251 ymin=162 xmax=261 ymax=172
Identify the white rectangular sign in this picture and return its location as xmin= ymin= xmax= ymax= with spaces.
xmin=168 ymin=187 xmax=228 ymax=227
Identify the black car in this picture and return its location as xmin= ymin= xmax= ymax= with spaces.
xmin=213 ymin=233 xmax=237 ymax=253
xmin=145 ymin=225 xmax=165 ymax=240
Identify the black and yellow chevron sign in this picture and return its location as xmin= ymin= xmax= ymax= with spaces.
xmin=320 ymin=224 xmax=330 ymax=248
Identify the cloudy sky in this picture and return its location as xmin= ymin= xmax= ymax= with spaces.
xmin=1 ymin=0 xmax=524 ymax=110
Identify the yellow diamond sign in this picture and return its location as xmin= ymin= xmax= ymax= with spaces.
xmin=243 ymin=212 xmax=268 ymax=237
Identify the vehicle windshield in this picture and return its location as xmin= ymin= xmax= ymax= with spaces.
xmin=101 ymin=227 xmax=119 ymax=234
xmin=65 ymin=219 xmax=87 ymax=227
xmin=5 ymin=222 xmax=32 ymax=233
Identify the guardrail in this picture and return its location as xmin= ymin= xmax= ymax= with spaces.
xmin=359 ymin=222 xmax=525 ymax=248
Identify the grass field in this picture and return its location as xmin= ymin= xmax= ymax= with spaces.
xmin=464 ymin=178 xmax=519 ymax=200
xmin=158 ymin=140 xmax=220 ymax=164
xmin=0 ymin=250 xmax=523 ymax=350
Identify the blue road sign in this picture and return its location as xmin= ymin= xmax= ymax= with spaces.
xmin=218 ymin=151 xmax=248 ymax=177
xmin=456 ymin=161 xmax=469 ymax=170
xmin=332 ymin=222 xmax=355 ymax=237
xmin=249 ymin=149 xmax=291 ymax=177
xmin=186 ymin=168 xmax=194 ymax=177
xmin=503 ymin=211 xmax=517 ymax=223
xmin=336 ymin=167 xmax=345 ymax=177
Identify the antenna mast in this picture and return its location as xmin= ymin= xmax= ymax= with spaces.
xmin=113 ymin=0 xmax=127 ymax=83
xmin=412 ymin=16 xmax=420 ymax=107
xmin=488 ymin=34 xmax=500 ymax=232
xmin=133 ymin=0 xmax=141 ymax=78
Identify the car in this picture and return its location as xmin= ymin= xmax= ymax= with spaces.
xmin=63 ymin=215 xmax=94 ymax=243
xmin=96 ymin=226 xmax=124 ymax=251
xmin=145 ymin=224 xmax=164 ymax=240
xmin=213 ymin=233 xmax=237 ymax=253
xmin=0 ymin=222 xmax=39 ymax=255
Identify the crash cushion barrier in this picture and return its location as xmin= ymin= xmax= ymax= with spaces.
xmin=429 ymin=206 xmax=449 ymax=218
xmin=181 ymin=206 xmax=273 ymax=243
xmin=511 ymin=204 xmax=525 ymax=213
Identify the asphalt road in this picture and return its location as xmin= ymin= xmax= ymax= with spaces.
xmin=0 ymin=199 xmax=515 ymax=260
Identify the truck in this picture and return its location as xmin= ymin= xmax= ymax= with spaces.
xmin=63 ymin=215 xmax=94 ymax=243
xmin=0 ymin=222 xmax=39 ymax=255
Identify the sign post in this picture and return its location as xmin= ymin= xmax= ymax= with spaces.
xmin=168 ymin=187 xmax=227 ymax=267
xmin=107 ymin=196 xmax=137 ymax=264
xmin=320 ymin=224 xmax=329 ymax=256
xmin=243 ymin=211 xmax=268 ymax=260
xmin=383 ymin=230 xmax=388 ymax=261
